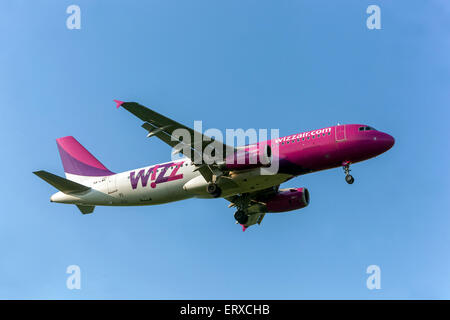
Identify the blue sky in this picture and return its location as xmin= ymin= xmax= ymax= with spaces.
xmin=1 ymin=0 xmax=449 ymax=299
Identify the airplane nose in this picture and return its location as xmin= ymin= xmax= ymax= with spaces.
xmin=385 ymin=133 xmax=395 ymax=150
xmin=379 ymin=133 xmax=395 ymax=151
xmin=370 ymin=132 xmax=394 ymax=155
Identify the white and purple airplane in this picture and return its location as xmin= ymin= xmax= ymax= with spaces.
xmin=34 ymin=101 xmax=395 ymax=231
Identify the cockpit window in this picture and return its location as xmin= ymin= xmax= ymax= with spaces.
xmin=358 ymin=126 xmax=376 ymax=131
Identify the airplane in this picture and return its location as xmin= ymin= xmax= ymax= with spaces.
xmin=34 ymin=101 xmax=395 ymax=231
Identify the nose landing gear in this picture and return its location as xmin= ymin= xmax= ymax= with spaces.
xmin=343 ymin=162 xmax=354 ymax=184
xmin=345 ymin=174 xmax=355 ymax=184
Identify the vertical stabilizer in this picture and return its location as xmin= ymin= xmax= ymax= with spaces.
xmin=56 ymin=136 xmax=114 ymax=182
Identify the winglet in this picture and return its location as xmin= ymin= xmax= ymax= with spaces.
xmin=241 ymin=224 xmax=248 ymax=232
xmin=114 ymin=99 xmax=125 ymax=108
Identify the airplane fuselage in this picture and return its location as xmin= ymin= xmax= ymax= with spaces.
xmin=50 ymin=124 xmax=395 ymax=207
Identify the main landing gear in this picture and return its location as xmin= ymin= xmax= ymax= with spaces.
xmin=343 ymin=162 xmax=355 ymax=184
xmin=230 ymin=193 xmax=251 ymax=225
xmin=206 ymin=182 xmax=222 ymax=198
xmin=234 ymin=210 xmax=249 ymax=225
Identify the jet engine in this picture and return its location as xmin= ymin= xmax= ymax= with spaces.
xmin=265 ymin=188 xmax=310 ymax=213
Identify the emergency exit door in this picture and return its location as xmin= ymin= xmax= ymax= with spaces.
xmin=107 ymin=175 xmax=118 ymax=194
xmin=335 ymin=125 xmax=346 ymax=141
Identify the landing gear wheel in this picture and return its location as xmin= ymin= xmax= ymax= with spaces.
xmin=345 ymin=174 xmax=354 ymax=184
xmin=342 ymin=162 xmax=355 ymax=185
xmin=206 ymin=183 xmax=222 ymax=198
xmin=234 ymin=210 xmax=249 ymax=224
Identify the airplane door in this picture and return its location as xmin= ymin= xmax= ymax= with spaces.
xmin=335 ymin=125 xmax=346 ymax=141
xmin=107 ymin=175 xmax=118 ymax=194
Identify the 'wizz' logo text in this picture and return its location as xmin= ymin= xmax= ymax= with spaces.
xmin=130 ymin=161 xmax=185 ymax=189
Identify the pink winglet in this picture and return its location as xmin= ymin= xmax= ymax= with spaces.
xmin=114 ymin=99 xmax=125 ymax=108
xmin=241 ymin=224 xmax=248 ymax=232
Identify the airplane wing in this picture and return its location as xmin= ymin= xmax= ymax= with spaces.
xmin=116 ymin=100 xmax=235 ymax=182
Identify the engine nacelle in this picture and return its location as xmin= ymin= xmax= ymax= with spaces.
xmin=220 ymin=144 xmax=272 ymax=171
xmin=266 ymin=188 xmax=310 ymax=213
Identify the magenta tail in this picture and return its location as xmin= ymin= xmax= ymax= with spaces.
xmin=56 ymin=136 xmax=114 ymax=177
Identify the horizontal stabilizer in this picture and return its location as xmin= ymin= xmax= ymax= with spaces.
xmin=33 ymin=170 xmax=90 ymax=194
xmin=76 ymin=204 xmax=95 ymax=214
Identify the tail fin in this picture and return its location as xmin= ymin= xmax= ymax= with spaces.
xmin=56 ymin=136 xmax=114 ymax=180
